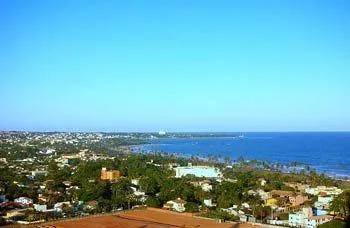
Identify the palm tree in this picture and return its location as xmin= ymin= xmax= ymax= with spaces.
xmin=329 ymin=190 xmax=350 ymax=220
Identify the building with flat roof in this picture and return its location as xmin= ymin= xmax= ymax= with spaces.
xmin=100 ymin=167 xmax=121 ymax=182
xmin=174 ymin=165 xmax=221 ymax=178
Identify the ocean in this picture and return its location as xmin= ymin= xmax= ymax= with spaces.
xmin=135 ymin=132 xmax=350 ymax=178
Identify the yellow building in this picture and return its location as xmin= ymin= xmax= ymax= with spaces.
xmin=266 ymin=198 xmax=278 ymax=207
xmin=100 ymin=167 xmax=121 ymax=181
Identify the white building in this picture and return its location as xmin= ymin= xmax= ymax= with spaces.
xmin=31 ymin=170 xmax=48 ymax=177
xmin=158 ymin=131 xmax=166 ymax=136
xmin=131 ymin=179 xmax=140 ymax=186
xmin=289 ymin=207 xmax=313 ymax=227
xmin=163 ymin=198 xmax=186 ymax=212
xmin=204 ymin=199 xmax=214 ymax=207
xmin=305 ymin=215 xmax=333 ymax=228
xmin=317 ymin=196 xmax=333 ymax=204
xmin=174 ymin=166 xmax=222 ymax=178
xmin=289 ymin=207 xmax=332 ymax=228
xmin=54 ymin=201 xmax=71 ymax=212
xmin=305 ymin=186 xmax=342 ymax=196
xmin=257 ymin=189 xmax=271 ymax=202
xmin=201 ymin=183 xmax=213 ymax=192
xmin=34 ymin=204 xmax=47 ymax=212
xmin=14 ymin=197 xmax=33 ymax=206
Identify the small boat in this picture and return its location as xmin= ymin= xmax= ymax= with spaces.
xmin=233 ymin=133 xmax=244 ymax=139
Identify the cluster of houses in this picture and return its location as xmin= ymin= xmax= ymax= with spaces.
xmin=0 ymin=130 xmax=346 ymax=228
xmin=286 ymin=186 xmax=343 ymax=227
xmin=160 ymin=164 xmax=344 ymax=228
xmin=55 ymin=150 xmax=115 ymax=167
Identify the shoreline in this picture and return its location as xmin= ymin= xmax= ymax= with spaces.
xmin=129 ymin=144 xmax=350 ymax=181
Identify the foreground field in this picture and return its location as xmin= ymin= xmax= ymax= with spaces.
xmin=49 ymin=208 xmax=260 ymax=228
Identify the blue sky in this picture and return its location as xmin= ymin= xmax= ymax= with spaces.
xmin=1 ymin=0 xmax=350 ymax=132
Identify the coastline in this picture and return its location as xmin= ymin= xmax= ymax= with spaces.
xmin=129 ymin=140 xmax=350 ymax=181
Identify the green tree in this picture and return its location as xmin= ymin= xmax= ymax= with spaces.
xmin=185 ymin=202 xmax=199 ymax=212
xmin=330 ymin=190 xmax=350 ymax=220
xmin=145 ymin=196 xmax=161 ymax=208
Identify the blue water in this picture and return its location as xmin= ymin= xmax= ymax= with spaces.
xmin=136 ymin=132 xmax=350 ymax=177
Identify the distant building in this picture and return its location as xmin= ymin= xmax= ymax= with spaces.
xmin=305 ymin=186 xmax=342 ymax=196
xmin=158 ymin=131 xmax=166 ymax=136
xmin=54 ymin=201 xmax=71 ymax=212
xmin=259 ymin=178 xmax=267 ymax=186
xmin=257 ymin=189 xmax=271 ymax=202
xmin=289 ymin=207 xmax=313 ymax=227
xmin=306 ymin=215 xmax=333 ymax=227
xmin=163 ymin=198 xmax=186 ymax=212
xmin=131 ymin=179 xmax=140 ymax=186
xmin=288 ymin=207 xmax=331 ymax=227
xmin=34 ymin=204 xmax=48 ymax=212
xmin=266 ymin=198 xmax=278 ymax=207
xmin=174 ymin=166 xmax=221 ymax=178
xmin=317 ymin=196 xmax=333 ymax=204
xmin=100 ymin=167 xmax=121 ymax=181
xmin=204 ymin=199 xmax=213 ymax=207
xmin=86 ymin=200 xmax=98 ymax=210
xmin=289 ymin=195 xmax=309 ymax=207
xmin=31 ymin=170 xmax=48 ymax=177
xmin=14 ymin=197 xmax=33 ymax=206
xmin=191 ymin=180 xmax=213 ymax=192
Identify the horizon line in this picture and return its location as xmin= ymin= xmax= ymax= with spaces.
xmin=1 ymin=129 xmax=350 ymax=133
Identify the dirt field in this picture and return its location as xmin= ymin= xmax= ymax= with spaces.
xmin=48 ymin=208 xmax=261 ymax=228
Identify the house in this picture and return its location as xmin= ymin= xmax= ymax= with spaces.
xmin=222 ymin=207 xmax=240 ymax=216
xmin=288 ymin=207 xmax=331 ymax=227
xmin=62 ymin=181 xmax=73 ymax=187
xmin=131 ymin=179 xmax=140 ymax=186
xmin=31 ymin=170 xmax=48 ymax=178
xmin=257 ymin=189 xmax=271 ymax=202
xmin=289 ymin=207 xmax=313 ymax=227
xmin=3 ymin=209 xmax=28 ymax=220
xmin=34 ymin=204 xmax=48 ymax=212
xmin=54 ymin=201 xmax=71 ymax=212
xmin=86 ymin=200 xmax=98 ymax=210
xmin=266 ymin=198 xmax=278 ymax=207
xmin=163 ymin=198 xmax=186 ymax=212
xmin=259 ymin=178 xmax=267 ymax=186
xmin=306 ymin=215 xmax=333 ymax=227
xmin=313 ymin=207 xmax=328 ymax=216
xmin=191 ymin=180 xmax=213 ymax=192
xmin=317 ymin=196 xmax=333 ymax=204
xmin=248 ymin=190 xmax=257 ymax=195
xmin=38 ymin=195 xmax=48 ymax=203
xmin=242 ymin=202 xmax=250 ymax=209
xmin=201 ymin=183 xmax=213 ymax=192
xmin=204 ymin=199 xmax=214 ymax=207
xmin=289 ymin=194 xmax=309 ymax=207
xmin=100 ymin=167 xmax=121 ymax=182
xmin=239 ymin=215 xmax=256 ymax=223
xmin=131 ymin=187 xmax=147 ymax=202
xmin=14 ymin=197 xmax=33 ymax=206
xmin=305 ymin=186 xmax=342 ymax=196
